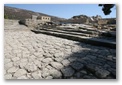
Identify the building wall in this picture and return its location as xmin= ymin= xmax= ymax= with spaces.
xmin=41 ymin=16 xmax=51 ymax=22
xmin=31 ymin=15 xmax=38 ymax=20
xmin=24 ymin=19 xmax=37 ymax=27
xmin=20 ymin=15 xmax=51 ymax=27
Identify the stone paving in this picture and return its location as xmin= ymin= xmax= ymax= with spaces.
xmin=4 ymin=29 xmax=116 ymax=79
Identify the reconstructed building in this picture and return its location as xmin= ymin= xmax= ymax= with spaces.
xmin=19 ymin=15 xmax=51 ymax=27
xmin=40 ymin=16 xmax=51 ymax=22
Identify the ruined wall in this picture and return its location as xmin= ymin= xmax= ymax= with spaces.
xmin=98 ymin=19 xmax=108 ymax=25
xmin=19 ymin=15 xmax=51 ymax=27
xmin=24 ymin=19 xmax=37 ymax=27
xmin=23 ymin=19 xmax=46 ymax=27
xmin=98 ymin=18 xmax=116 ymax=25
xmin=63 ymin=18 xmax=88 ymax=24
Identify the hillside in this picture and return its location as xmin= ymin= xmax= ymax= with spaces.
xmin=4 ymin=6 xmax=66 ymax=22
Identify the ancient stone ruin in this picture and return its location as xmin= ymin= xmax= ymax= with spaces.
xmin=98 ymin=18 xmax=116 ymax=25
xmin=19 ymin=15 xmax=51 ymax=27
xmin=4 ymin=5 xmax=116 ymax=79
xmin=4 ymin=20 xmax=116 ymax=79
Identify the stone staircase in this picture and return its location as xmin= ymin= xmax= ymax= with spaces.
xmin=32 ymin=28 xmax=116 ymax=49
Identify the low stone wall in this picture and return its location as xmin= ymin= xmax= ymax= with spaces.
xmin=4 ymin=19 xmax=19 ymax=26
xmin=98 ymin=19 xmax=108 ymax=25
xmin=19 ymin=19 xmax=45 ymax=27
xmin=98 ymin=18 xmax=116 ymax=25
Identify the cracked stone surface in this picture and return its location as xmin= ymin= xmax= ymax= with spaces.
xmin=14 ymin=69 xmax=27 ymax=77
xmin=50 ymin=62 xmax=63 ymax=70
xmin=4 ymin=25 xmax=116 ymax=79
xmin=70 ymin=61 xmax=84 ymax=71
xmin=61 ymin=66 xmax=75 ymax=78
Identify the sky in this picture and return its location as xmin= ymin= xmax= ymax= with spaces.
xmin=4 ymin=4 xmax=116 ymax=19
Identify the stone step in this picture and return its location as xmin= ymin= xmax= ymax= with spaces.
xmin=38 ymin=29 xmax=94 ymax=37
xmin=55 ymin=28 xmax=116 ymax=39
xmin=55 ymin=27 xmax=98 ymax=34
xmin=40 ymin=27 xmax=116 ymax=39
xmin=32 ymin=29 xmax=116 ymax=49
xmin=44 ymin=27 xmax=116 ymax=38
xmin=36 ymin=29 xmax=115 ymax=41
xmin=100 ymin=31 xmax=116 ymax=38
xmin=78 ymin=27 xmax=98 ymax=31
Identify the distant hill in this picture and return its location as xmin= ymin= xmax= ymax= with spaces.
xmin=4 ymin=6 xmax=115 ymax=25
xmin=4 ymin=6 xmax=66 ymax=22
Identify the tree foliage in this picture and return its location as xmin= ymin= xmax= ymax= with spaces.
xmin=4 ymin=14 xmax=8 ymax=19
xmin=99 ymin=4 xmax=115 ymax=15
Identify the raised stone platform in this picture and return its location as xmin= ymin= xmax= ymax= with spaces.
xmin=32 ymin=29 xmax=116 ymax=49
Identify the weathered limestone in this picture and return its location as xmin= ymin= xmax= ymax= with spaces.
xmin=4 ymin=28 xmax=116 ymax=79
xmin=25 ymin=62 xmax=38 ymax=72
xmin=45 ymin=76 xmax=53 ymax=79
xmin=61 ymin=67 xmax=75 ymax=77
xmin=17 ymin=75 xmax=28 ymax=79
xmin=5 ymin=74 xmax=12 ymax=79
xmin=61 ymin=59 xmax=70 ymax=66
xmin=7 ymin=67 xmax=19 ymax=73
xmin=50 ymin=62 xmax=63 ymax=70
xmin=95 ymin=68 xmax=110 ymax=78
xmin=32 ymin=29 xmax=116 ymax=49
xmin=4 ymin=62 xmax=13 ymax=70
xmin=14 ymin=69 xmax=27 ymax=77
xmin=70 ymin=61 xmax=84 ymax=71
xmin=49 ymin=68 xmax=62 ymax=79
xmin=41 ymin=68 xmax=49 ymax=77
xmin=31 ymin=71 xmax=42 ymax=79
xmin=4 ymin=58 xmax=11 ymax=64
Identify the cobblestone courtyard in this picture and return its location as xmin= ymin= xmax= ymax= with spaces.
xmin=4 ymin=29 xmax=116 ymax=79
xmin=4 ymin=4 xmax=116 ymax=79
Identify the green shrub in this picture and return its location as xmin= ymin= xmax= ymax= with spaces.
xmin=4 ymin=15 xmax=8 ymax=19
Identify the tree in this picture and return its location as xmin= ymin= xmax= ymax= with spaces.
xmin=99 ymin=4 xmax=115 ymax=15
xmin=4 ymin=14 xmax=8 ymax=19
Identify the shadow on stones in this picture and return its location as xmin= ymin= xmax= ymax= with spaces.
xmin=31 ymin=31 xmax=116 ymax=79
xmin=59 ymin=43 xmax=116 ymax=79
